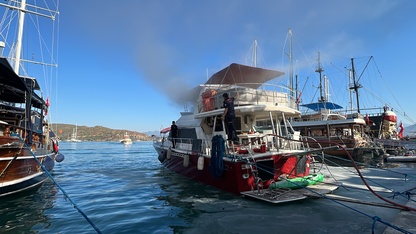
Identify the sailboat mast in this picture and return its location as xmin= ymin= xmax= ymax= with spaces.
xmin=288 ymin=28 xmax=295 ymax=108
xmin=14 ymin=0 xmax=27 ymax=74
xmin=253 ymin=39 xmax=257 ymax=67
xmin=350 ymin=58 xmax=362 ymax=114
xmin=315 ymin=52 xmax=325 ymax=103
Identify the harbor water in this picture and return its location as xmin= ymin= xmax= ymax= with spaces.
xmin=0 ymin=141 xmax=415 ymax=234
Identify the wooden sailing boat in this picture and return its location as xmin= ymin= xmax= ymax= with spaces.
xmin=0 ymin=0 xmax=63 ymax=197
xmin=290 ymin=52 xmax=385 ymax=164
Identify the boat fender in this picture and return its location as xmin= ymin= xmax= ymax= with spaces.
xmin=183 ymin=154 xmax=189 ymax=167
xmin=42 ymin=156 xmax=55 ymax=171
xmin=197 ymin=156 xmax=204 ymax=170
xmin=167 ymin=148 xmax=172 ymax=159
xmin=260 ymin=142 xmax=266 ymax=153
xmin=55 ymin=153 xmax=65 ymax=162
xmin=158 ymin=150 xmax=166 ymax=163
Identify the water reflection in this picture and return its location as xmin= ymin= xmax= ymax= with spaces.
xmin=0 ymin=180 xmax=58 ymax=233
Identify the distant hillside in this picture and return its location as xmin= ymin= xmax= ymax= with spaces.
xmin=404 ymin=123 xmax=416 ymax=137
xmin=51 ymin=124 xmax=152 ymax=142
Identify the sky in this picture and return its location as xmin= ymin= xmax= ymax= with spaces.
xmin=13 ymin=0 xmax=416 ymax=133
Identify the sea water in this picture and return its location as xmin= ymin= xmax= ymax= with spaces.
xmin=0 ymin=141 xmax=414 ymax=234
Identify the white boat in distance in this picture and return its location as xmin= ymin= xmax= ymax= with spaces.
xmin=120 ymin=132 xmax=132 ymax=144
xmin=68 ymin=125 xmax=81 ymax=142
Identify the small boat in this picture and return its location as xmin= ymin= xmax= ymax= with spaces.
xmin=120 ymin=132 xmax=133 ymax=145
xmin=385 ymin=156 xmax=416 ymax=162
xmin=153 ymin=62 xmax=339 ymax=203
xmin=385 ymin=152 xmax=416 ymax=162
xmin=0 ymin=1 xmax=63 ymax=197
xmin=68 ymin=124 xmax=81 ymax=142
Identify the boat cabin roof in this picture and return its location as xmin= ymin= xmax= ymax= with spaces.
xmin=0 ymin=57 xmax=45 ymax=108
xmin=301 ymin=102 xmax=343 ymax=111
xmin=204 ymin=63 xmax=284 ymax=89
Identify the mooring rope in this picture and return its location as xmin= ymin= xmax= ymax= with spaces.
xmin=314 ymin=153 xmax=416 ymax=203
xmin=17 ymin=136 xmax=103 ymax=234
xmin=242 ymin=137 xmax=415 ymax=233
xmin=277 ymin=169 xmax=414 ymax=234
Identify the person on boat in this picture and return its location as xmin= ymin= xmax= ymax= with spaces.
xmin=170 ymin=121 xmax=178 ymax=148
xmin=222 ymin=93 xmax=239 ymax=144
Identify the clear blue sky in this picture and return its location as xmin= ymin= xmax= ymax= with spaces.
xmin=51 ymin=0 xmax=416 ymax=133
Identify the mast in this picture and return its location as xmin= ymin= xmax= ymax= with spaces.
xmin=315 ymin=52 xmax=326 ymax=103
xmin=349 ymin=58 xmax=362 ymax=114
xmin=288 ymin=28 xmax=295 ymax=108
xmin=14 ymin=0 xmax=27 ymax=74
xmin=253 ymin=39 xmax=257 ymax=67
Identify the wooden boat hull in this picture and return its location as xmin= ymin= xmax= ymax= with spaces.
xmin=0 ymin=136 xmax=56 ymax=197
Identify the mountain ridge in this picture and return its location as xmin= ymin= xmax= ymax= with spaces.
xmin=52 ymin=124 xmax=152 ymax=142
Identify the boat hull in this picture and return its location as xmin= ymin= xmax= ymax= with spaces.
xmin=154 ymin=143 xmax=311 ymax=195
xmin=0 ymin=136 xmax=56 ymax=197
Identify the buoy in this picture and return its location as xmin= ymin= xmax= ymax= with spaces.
xmin=42 ymin=156 xmax=55 ymax=171
xmin=158 ymin=150 xmax=166 ymax=163
xmin=167 ymin=148 xmax=171 ymax=159
xmin=183 ymin=154 xmax=189 ymax=167
xmin=197 ymin=156 xmax=204 ymax=170
xmin=55 ymin=153 xmax=65 ymax=162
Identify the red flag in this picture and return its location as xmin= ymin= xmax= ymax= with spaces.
xmin=398 ymin=122 xmax=404 ymax=139
xmin=44 ymin=98 xmax=50 ymax=115
xmin=365 ymin=114 xmax=370 ymax=125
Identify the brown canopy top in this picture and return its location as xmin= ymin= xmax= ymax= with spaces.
xmin=205 ymin=63 xmax=284 ymax=89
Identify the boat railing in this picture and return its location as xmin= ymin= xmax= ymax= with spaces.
xmin=198 ymin=83 xmax=296 ymax=112
xmin=173 ymin=137 xmax=204 ymax=153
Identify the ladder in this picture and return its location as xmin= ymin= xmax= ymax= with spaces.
xmin=245 ymin=154 xmax=263 ymax=193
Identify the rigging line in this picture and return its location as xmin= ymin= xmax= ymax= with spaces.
xmin=356 ymin=56 xmax=373 ymax=83
xmin=371 ymin=58 xmax=414 ymax=123
xmin=16 ymin=135 xmax=103 ymax=234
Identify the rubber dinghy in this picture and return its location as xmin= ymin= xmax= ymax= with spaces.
xmin=269 ymin=173 xmax=325 ymax=190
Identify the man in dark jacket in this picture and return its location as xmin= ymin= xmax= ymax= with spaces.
xmin=170 ymin=121 xmax=178 ymax=148
xmin=222 ymin=93 xmax=238 ymax=143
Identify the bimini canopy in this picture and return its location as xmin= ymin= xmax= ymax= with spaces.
xmin=205 ymin=63 xmax=284 ymax=89
xmin=160 ymin=127 xmax=171 ymax=134
xmin=302 ymin=102 xmax=343 ymax=111
xmin=0 ymin=57 xmax=45 ymax=108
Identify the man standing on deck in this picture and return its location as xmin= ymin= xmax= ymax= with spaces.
xmin=222 ymin=93 xmax=239 ymax=144
xmin=170 ymin=121 xmax=178 ymax=148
